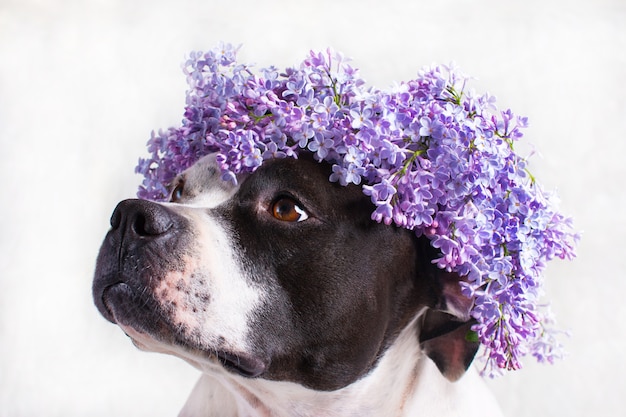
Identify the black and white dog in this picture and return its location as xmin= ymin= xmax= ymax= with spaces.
xmin=93 ymin=154 xmax=503 ymax=416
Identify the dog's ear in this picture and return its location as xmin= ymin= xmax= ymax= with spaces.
xmin=418 ymin=270 xmax=480 ymax=382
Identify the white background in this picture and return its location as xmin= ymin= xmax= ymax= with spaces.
xmin=1 ymin=0 xmax=625 ymax=416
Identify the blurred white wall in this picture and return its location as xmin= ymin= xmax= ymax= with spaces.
xmin=1 ymin=0 xmax=624 ymax=415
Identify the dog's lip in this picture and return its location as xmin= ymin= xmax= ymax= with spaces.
xmin=100 ymin=283 xmax=267 ymax=378
xmin=99 ymin=282 xmax=131 ymax=323
xmin=216 ymin=351 xmax=267 ymax=378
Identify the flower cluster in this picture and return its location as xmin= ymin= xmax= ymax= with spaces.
xmin=136 ymin=43 xmax=579 ymax=376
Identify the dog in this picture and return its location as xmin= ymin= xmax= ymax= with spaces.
xmin=93 ymin=153 xmax=503 ymax=416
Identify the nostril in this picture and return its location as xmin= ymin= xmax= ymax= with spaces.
xmin=131 ymin=211 xmax=173 ymax=236
xmin=132 ymin=212 xmax=148 ymax=235
xmin=110 ymin=199 xmax=176 ymax=239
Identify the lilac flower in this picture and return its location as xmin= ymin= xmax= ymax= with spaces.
xmin=488 ymin=257 xmax=514 ymax=286
xmin=315 ymin=96 xmax=340 ymax=118
xmin=262 ymin=141 xmax=287 ymax=160
xmin=307 ymin=134 xmax=334 ymax=159
xmin=371 ymin=201 xmax=394 ymax=225
xmin=135 ymin=44 xmax=579 ymax=377
xmin=363 ymin=178 xmax=396 ymax=203
xmin=419 ymin=116 xmax=444 ymax=139
xmin=243 ymin=147 xmax=263 ymax=168
xmin=343 ymin=146 xmax=365 ymax=166
xmin=330 ymin=163 xmax=365 ymax=186
xmin=349 ymin=106 xmax=374 ymax=129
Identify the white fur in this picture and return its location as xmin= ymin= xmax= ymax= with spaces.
xmin=177 ymin=208 xmax=265 ymax=356
xmin=179 ymin=316 xmax=503 ymax=417
xmin=123 ymin=156 xmax=268 ymax=368
xmin=162 ymin=156 xmax=266 ymax=358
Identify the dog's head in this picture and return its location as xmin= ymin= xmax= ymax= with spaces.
xmin=93 ymin=154 xmax=479 ymax=390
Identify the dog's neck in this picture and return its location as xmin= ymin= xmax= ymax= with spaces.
xmin=179 ymin=318 xmax=502 ymax=417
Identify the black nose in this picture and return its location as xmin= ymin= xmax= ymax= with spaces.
xmin=110 ymin=199 xmax=174 ymax=239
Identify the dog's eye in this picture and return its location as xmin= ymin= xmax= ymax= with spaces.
xmin=271 ymin=197 xmax=309 ymax=223
xmin=170 ymin=181 xmax=184 ymax=203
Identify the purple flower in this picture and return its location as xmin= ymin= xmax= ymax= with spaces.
xmin=314 ymin=96 xmax=340 ymax=118
xmin=371 ymin=202 xmax=394 ymax=225
xmin=488 ymin=257 xmax=514 ymax=286
xmin=330 ymin=163 xmax=365 ymax=186
xmin=307 ymin=134 xmax=334 ymax=160
xmin=262 ymin=141 xmax=287 ymax=160
xmin=362 ymin=179 xmax=396 ymax=203
xmin=419 ymin=116 xmax=444 ymax=139
xmin=349 ymin=106 xmax=374 ymax=129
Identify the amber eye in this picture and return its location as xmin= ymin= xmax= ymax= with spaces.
xmin=271 ymin=197 xmax=309 ymax=222
xmin=170 ymin=181 xmax=184 ymax=203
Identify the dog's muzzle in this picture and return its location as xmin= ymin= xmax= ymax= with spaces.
xmin=93 ymin=199 xmax=269 ymax=378
xmin=93 ymin=199 xmax=185 ymax=325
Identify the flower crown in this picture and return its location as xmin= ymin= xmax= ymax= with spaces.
xmin=136 ymin=43 xmax=578 ymax=377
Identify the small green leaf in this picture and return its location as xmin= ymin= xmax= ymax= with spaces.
xmin=465 ymin=329 xmax=479 ymax=343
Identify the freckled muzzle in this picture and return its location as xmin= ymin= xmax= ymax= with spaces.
xmin=93 ymin=197 xmax=270 ymax=379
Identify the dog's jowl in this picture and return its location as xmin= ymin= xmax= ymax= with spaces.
xmin=93 ymin=154 xmax=503 ymax=416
